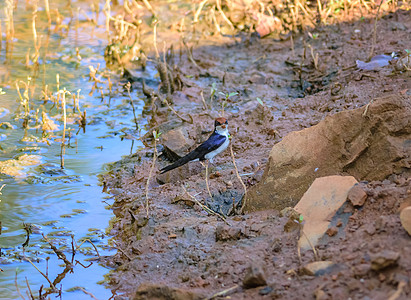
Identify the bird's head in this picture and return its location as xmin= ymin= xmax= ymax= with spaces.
xmin=214 ymin=117 xmax=228 ymax=134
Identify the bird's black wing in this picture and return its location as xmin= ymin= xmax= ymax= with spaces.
xmin=160 ymin=132 xmax=226 ymax=174
xmin=193 ymin=132 xmax=227 ymax=160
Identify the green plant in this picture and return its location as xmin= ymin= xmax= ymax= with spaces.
xmin=219 ymin=91 xmax=238 ymax=117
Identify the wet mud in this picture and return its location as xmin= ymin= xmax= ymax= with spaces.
xmin=101 ymin=6 xmax=411 ymax=300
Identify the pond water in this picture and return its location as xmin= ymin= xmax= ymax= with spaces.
xmin=0 ymin=1 xmax=143 ymax=299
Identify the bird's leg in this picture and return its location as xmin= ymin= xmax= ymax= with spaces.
xmin=200 ymin=160 xmax=213 ymax=201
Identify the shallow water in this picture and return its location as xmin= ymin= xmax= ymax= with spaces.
xmin=0 ymin=1 xmax=143 ymax=298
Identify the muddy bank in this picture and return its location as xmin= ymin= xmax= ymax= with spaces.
xmin=100 ymin=5 xmax=411 ymax=300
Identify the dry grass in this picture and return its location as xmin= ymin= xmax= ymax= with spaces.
xmin=104 ymin=0 xmax=407 ymax=66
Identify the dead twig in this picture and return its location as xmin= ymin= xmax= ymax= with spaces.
xmin=388 ymin=281 xmax=407 ymax=300
xmin=362 ymin=98 xmax=374 ymax=117
xmin=140 ymin=0 xmax=156 ymax=16
xmin=162 ymin=97 xmax=193 ymax=124
xmin=368 ymin=0 xmax=384 ymax=60
xmin=182 ymin=186 xmax=230 ymax=225
xmin=23 ymin=256 xmax=56 ymax=291
xmin=206 ymin=284 xmax=240 ymax=299
xmin=125 ymin=82 xmax=139 ymax=130
xmin=76 ymin=238 xmax=100 ymax=258
xmin=299 ymin=226 xmax=319 ymax=262
xmin=14 ymin=269 xmax=25 ymax=300
xmin=182 ymin=39 xmax=200 ymax=69
xmin=77 ymin=287 xmax=99 ymax=300
xmin=113 ymin=240 xmax=133 ymax=261
xmin=230 ymin=143 xmax=247 ymax=214
xmin=42 ymin=234 xmax=72 ymax=266
xmin=145 ymin=130 xmax=160 ymax=218
xmin=25 ymin=277 xmax=35 ymax=300
xmin=193 ymin=0 xmax=208 ymax=24
xmin=216 ymin=0 xmax=234 ymax=30
xmin=200 ymin=161 xmax=213 ymax=201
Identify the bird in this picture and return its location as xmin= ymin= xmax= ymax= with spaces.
xmin=160 ymin=117 xmax=230 ymax=174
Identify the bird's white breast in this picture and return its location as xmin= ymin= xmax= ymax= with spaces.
xmin=205 ymin=129 xmax=229 ymax=162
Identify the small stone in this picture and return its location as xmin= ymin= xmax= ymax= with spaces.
xmin=258 ymin=286 xmax=273 ymax=295
xmin=243 ymin=262 xmax=267 ymax=288
xmin=282 ymin=208 xmax=300 ymax=232
xmin=300 ymin=261 xmax=336 ymax=276
xmin=370 ymin=250 xmax=400 ymax=271
xmin=347 ymin=185 xmax=367 ymax=206
xmin=326 ymin=227 xmax=338 ymax=237
xmin=280 ymin=207 xmax=297 ymax=218
xmin=400 ymin=206 xmax=411 ymax=235
xmin=215 ymin=225 xmax=241 ymax=241
xmin=353 ymin=264 xmax=371 ymax=276
xmin=209 ymin=172 xmax=221 ymax=179
xmin=224 ymin=180 xmax=233 ymax=188
xmin=314 ymin=288 xmax=327 ymax=300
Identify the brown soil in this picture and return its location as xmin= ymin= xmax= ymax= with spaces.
xmin=101 ymin=7 xmax=411 ymax=300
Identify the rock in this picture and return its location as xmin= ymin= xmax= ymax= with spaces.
xmin=244 ymin=94 xmax=411 ymax=212
xmin=353 ymin=264 xmax=371 ymax=276
xmin=370 ymin=250 xmax=400 ymax=271
xmin=326 ymin=227 xmax=338 ymax=237
xmin=294 ymin=176 xmax=358 ymax=250
xmin=215 ymin=224 xmax=242 ymax=241
xmin=398 ymin=195 xmax=411 ymax=212
xmin=0 ymin=122 xmax=14 ymax=129
xmin=36 ymin=163 xmax=67 ymax=176
xmin=243 ymin=262 xmax=267 ymax=288
xmin=400 ymin=206 xmax=411 ymax=235
xmin=133 ymin=283 xmax=205 ymax=300
xmin=300 ymin=261 xmax=337 ymax=276
xmin=258 ymin=286 xmax=273 ymax=295
xmin=314 ymin=288 xmax=328 ymax=300
xmin=161 ymin=127 xmax=195 ymax=159
xmin=0 ymin=154 xmax=42 ymax=178
xmin=283 ymin=208 xmax=301 ymax=232
xmin=347 ymin=185 xmax=367 ymax=206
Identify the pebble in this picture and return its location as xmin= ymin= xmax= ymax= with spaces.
xmin=215 ymin=225 xmax=241 ymax=241
xmin=326 ymin=226 xmax=338 ymax=237
xmin=243 ymin=262 xmax=267 ymax=288
xmin=347 ymin=185 xmax=367 ymax=206
xmin=300 ymin=261 xmax=336 ymax=276
xmin=258 ymin=286 xmax=273 ymax=295
xmin=370 ymin=250 xmax=400 ymax=271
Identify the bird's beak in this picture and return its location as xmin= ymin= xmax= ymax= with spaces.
xmin=221 ymin=124 xmax=226 ymax=129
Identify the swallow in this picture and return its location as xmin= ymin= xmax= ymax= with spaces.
xmin=160 ymin=118 xmax=230 ymax=174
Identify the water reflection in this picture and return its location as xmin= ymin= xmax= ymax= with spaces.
xmin=0 ymin=0 xmax=142 ymax=298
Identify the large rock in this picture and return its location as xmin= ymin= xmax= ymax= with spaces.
xmin=295 ymin=175 xmax=358 ymax=250
xmin=245 ymin=94 xmax=411 ymax=212
xmin=400 ymin=206 xmax=411 ymax=235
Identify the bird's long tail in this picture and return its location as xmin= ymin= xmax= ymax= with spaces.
xmin=160 ymin=150 xmax=199 ymax=174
